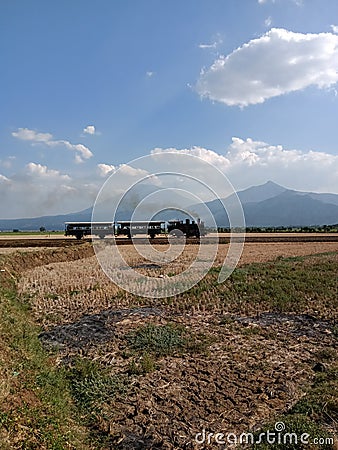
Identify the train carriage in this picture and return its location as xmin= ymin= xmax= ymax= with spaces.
xmin=65 ymin=218 xmax=205 ymax=239
xmin=64 ymin=222 xmax=115 ymax=240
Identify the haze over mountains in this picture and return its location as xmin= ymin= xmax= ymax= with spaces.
xmin=0 ymin=181 xmax=337 ymax=231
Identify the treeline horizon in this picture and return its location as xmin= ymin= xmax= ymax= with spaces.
xmin=217 ymin=224 xmax=338 ymax=233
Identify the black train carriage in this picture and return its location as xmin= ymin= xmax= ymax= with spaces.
xmin=64 ymin=222 xmax=115 ymax=240
xmin=65 ymin=219 xmax=205 ymax=239
xmin=116 ymin=221 xmax=165 ymax=239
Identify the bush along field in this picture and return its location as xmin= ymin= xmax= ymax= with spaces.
xmin=0 ymin=248 xmax=337 ymax=449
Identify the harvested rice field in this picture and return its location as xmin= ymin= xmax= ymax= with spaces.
xmin=0 ymin=239 xmax=337 ymax=449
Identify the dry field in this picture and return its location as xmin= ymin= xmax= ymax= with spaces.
xmin=17 ymin=240 xmax=338 ymax=328
xmin=1 ymin=240 xmax=337 ymax=449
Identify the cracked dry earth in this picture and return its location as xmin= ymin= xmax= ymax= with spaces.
xmin=38 ymin=309 xmax=336 ymax=449
xmin=15 ymin=245 xmax=338 ymax=449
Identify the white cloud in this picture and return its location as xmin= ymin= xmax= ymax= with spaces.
xmin=12 ymin=128 xmax=93 ymax=163
xmin=0 ymin=156 xmax=16 ymax=169
xmin=83 ymin=125 xmax=96 ymax=135
xmin=331 ymin=24 xmax=338 ymax=34
xmin=118 ymin=164 xmax=149 ymax=177
xmin=97 ymin=163 xmax=116 ymax=177
xmin=26 ymin=162 xmax=71 ymax=180
xmin=199 ymin=35 xmax=223 ymax=50
xmin=12 ymin=128 xmax=53 ymax=142
xmin=66 ymin=143 xmax=93 ymax=162
xmin=151 ymin=146 xmax=231 ymax=172
xmin=199 ymin=42 xmax=217 ymax=49
xmin=2 ymin=138 xmax=337 ymax=219
xmin=0 ymin=174 xmax=10 ymax=183
xmin=223 ymin=137 xmax=338 ymax=193
xmin=196 ymin=28 xmax=338 ymax=106
xmin=265 ymin=16 xmax=272 ymax=27
xmin=258 ymin=0 xmax=302 ymax=4
xmin=146 ymin=71 xmax=154 ymax=78
xmin=97 ymin=163 xmax=150 ymax=178
xmin=151 ymin=139 xmax=338 ymax=194
xmin=0 ymin=163 xmax=99 ymax=218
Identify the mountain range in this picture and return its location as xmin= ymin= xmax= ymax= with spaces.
xmin=0 ymin=181 xmax=337 ymax=230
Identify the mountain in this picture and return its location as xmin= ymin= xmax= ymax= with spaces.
xmin=0 ymin=208 xmax=92 ymax=232
xmin=243 ymin=191 xmax=338 ymax=227
xmin=193 ymin=181 xmax=338 ymax=227
xmin=0 ymin=181 xmax=338 ymax=230
xmin=237 ymin=180 xmax=287 ymax=203
xmin=306 ymin=192 xmax=338 ymax=206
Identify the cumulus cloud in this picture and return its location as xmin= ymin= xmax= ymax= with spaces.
xmin=196 ymin=28 xmax=338 ymax=106
xmin=0 ymin=163 xmax=99 ymax=218
xmin=2 ymin=138 xmax=337 ymax=219
xmin=97 ymin=163 xmax=116 ymax=177
xmin=26 ymin=162 xmax=71 ymax=180
xmin=331 ymin=25 xmax=338 ymax=34
xmin=223 ymin=137 xmax=338 ymax=193
xmin=83 ymin=125 xmax=96 ymax=135
xmin=0 ymin=174 xmax=10 ymax=183
xmin=12 ymin=128 xmax=53 ymax=142
xmin=118 ymin=164 xmax=150 ymax=177
xmin=152 ymin=139 xmax=338 ymax=194
xmin=97 ymin=163 xmax=152 ymax=178
xmin=151 ymin=146 xmax=231 ymax=172
xmin=12 ymin=128 xmax=93 ymax=163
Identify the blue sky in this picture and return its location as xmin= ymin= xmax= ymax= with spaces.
xmin=1 ymin=0 xmax=338 ymax=218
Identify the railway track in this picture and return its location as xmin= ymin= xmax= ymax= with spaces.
xmin=1 ymin=234 xmax=338 ymax=248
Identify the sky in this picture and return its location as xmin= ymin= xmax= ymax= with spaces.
xmin=1 ymin=0 xmax=338 ymax=218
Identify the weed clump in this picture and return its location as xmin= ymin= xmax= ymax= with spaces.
xmin=68 ymin=359 xmax=127 ymax=411
xmin=126 ymin=323 xmax=211 ymax=359
xmin=126 ymin=323 xmax=185 ymax=357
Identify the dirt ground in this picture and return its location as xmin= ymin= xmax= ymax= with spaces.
xmin=238 ymin=241 xmax=338 ymax=264
xmin=4 ymin=241 xmax=338 ymax=449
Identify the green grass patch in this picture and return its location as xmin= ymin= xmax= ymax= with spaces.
xmin=68 ymin=358 xmax=128 ymax=412
xmin=126 ymin=323 xmax=211 ymax=358
xmin=127 ymin=323 xmax=185 ymax=356
xmin=290 ymin=366 xmax=338 ymax=424
xmin=251 ymin=414 xmax=334 ymax=449
xmin=0 ymin=283 xmax=90 ymax=449
xmin=216 ymin=253 xmax=338 ymax=316
xmin=128 ymin=352 xmax=157 ymax=375
xmin=249 ymin=363 xmax=338 ymax=449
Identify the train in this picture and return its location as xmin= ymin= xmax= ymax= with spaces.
xmin=64 ymin=218 xmax=206 ymax=240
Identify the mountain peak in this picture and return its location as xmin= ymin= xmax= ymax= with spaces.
xmin=237 ymin=180 xmax=287 ymax=204
xmin=263 ymin=180 xmax=284 ymax=188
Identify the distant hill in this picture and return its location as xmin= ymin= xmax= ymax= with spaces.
xmin=191 ymin=181 xmax=338 ymax=227
xmin=0 ymin=181 xmax=337 ymax=230
xmin=243 ymin=190 xmax=338 ymax=227
xmin=0 ymin=208 xmax=92 ymax=232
